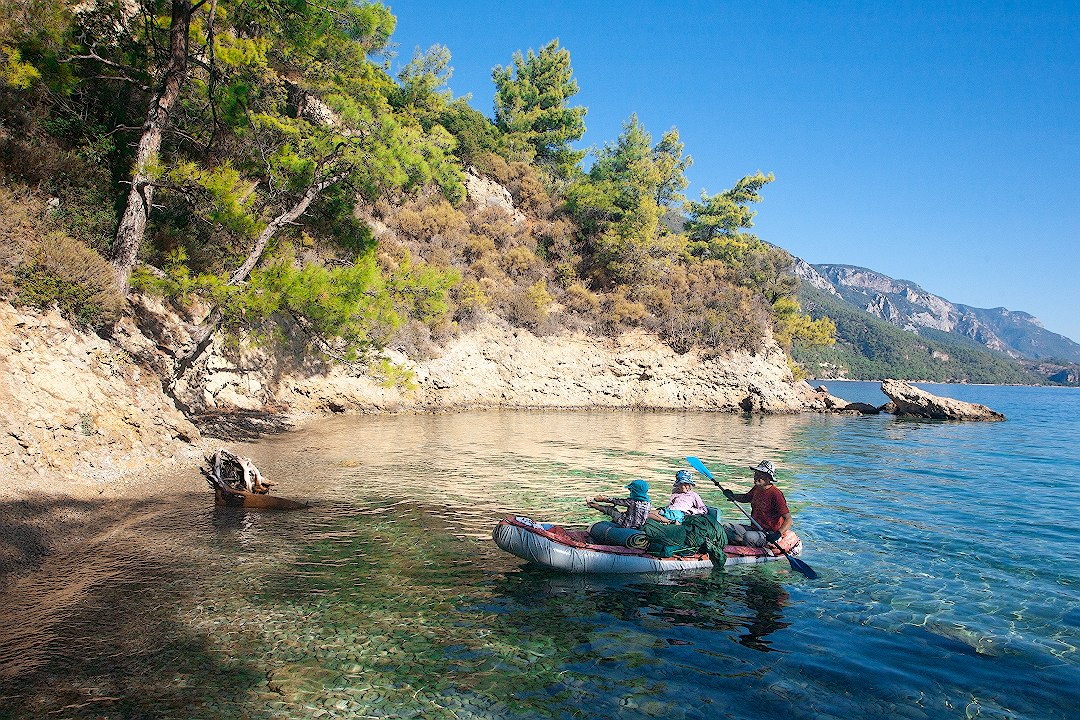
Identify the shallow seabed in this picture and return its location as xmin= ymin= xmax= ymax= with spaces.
xmin=2 ymin=384 xmax=1078 ymax=720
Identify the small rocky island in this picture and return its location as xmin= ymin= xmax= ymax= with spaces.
xmin=880 ymin=379 xmax=1006 ymax=421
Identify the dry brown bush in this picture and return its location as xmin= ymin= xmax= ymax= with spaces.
xmin=502 ymin=245 xmax=537 ymax=279
xmin=481 ymin=220 xmax=516 ymax=247
xmin=479 ymin=153 xmax=512 ymax=185
xmin=393 ymin=208 xmax=424 ymax=239
xmin=638 ymin=285 xmax=673 ymax=316
xmin=392 ymin=201 xmax=467 ymax=242
xmin=470 ymin=255 xmax=504 ymax=281
xmin=376 ymin=250 xmax=399 ymax=273
xmin=377 ymin=238 xmax=410 ymax=269
xmin=0 ymin=135 xmax=118 ymax=256
xmin=659 ymin=283 xmax=768 ymax=355
xmin=478 ymin=277 xmax=503 ymax=299
xmin=374 ymin=197 xmax=393 ymax=220
xmin=603 ymin=287 xmax=648 ymax=328
xmin=429 ymin=247 xmax=452 ymax=268
xmin=0 ymin=186 xmax=122 ymax=328
xmin=464 ymin=233 xmax=495 ymax=261
xmin=0 ymin=185 xmax=35 ymax=289
xmin=563 ymin=283 xmax=599 ymax=313
xmin=505 ymin=280 xmax=551 ymax=329
xmin=535 ymin=217 xmax=575 ymax=266
xmin=514 ymin=173 xmax=548 ymax=212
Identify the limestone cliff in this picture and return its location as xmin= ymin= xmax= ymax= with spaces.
xmin=0 ymin=303 xmax=200 ymax=498
xmin=117 ymin=292 xmax=806 ymax=415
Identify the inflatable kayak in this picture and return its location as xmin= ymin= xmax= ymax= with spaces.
xmin=493 ymin=516 xmax=803 ymax=574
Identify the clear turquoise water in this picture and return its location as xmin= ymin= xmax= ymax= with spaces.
xmin=1 ymin=384 xmax=1078 ymax=719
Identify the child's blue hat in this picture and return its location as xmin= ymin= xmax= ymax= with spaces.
xmin=625 ymin=479 xmax=649 ymax=501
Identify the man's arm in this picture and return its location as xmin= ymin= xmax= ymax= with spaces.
xmin=778 ymin=511 xmax=792 ymax=535
xmin=731 ymin=489 xmax=752 ymax=503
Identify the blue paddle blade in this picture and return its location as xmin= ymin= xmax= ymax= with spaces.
xmin=686 ymin=456 xmax=715 ymax=480
xmin=787 ymin=555 xmax=819 ymax=579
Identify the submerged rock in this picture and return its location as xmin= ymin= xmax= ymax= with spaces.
xmin=794 ymin=381 xmax=879 ymax=414
xmin=880 ymin=379 xmax=1005 ymax=421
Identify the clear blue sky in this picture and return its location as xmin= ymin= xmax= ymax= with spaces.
xmin=386 ymin=0 xmax=1080 ymax=343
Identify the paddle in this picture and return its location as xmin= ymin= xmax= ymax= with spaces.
xmin=686 ymin=456 xmax=818 ymax=579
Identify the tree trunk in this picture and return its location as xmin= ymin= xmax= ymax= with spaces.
xmin=227 ymin=173 xmax=344 ymax=286
xmin=111 ymin=0 xmax=194 ymax=295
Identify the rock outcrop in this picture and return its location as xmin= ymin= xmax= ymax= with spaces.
xmin=794 ymin=382 xmax=879 ymax=414
xmin=104 ymin=293 xmax=895 ymax=418
xmin=159 ymin=316 xmax=808 ymax=415
xmin=0 ymin=303 xmax=201 ymax=498
xmin=464 ymin=168 xmax=528 ymax=229
xmin=880 ymin=379 xmax=1005 ymax=421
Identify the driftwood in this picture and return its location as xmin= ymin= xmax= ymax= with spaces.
xmin=202 ymin=449 xmax=307 ymax=510
xmin=213 ymin=448 xmax=275 ymax=493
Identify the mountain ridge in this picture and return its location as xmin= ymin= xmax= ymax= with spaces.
xmin=794 ymin=260 xmax=1080 ymax=363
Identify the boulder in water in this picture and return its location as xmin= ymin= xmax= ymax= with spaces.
xmin=880 ymin=379 xmax=1005 ymax=421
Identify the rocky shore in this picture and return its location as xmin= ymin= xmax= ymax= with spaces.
xmin=0 ymin=302 xmax=203 ymax=500
xmin=1 ymin=295 xmax=1007 ymax=504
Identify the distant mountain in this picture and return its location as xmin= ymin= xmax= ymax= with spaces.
xmin=792 ymin=283 xmax=1043 ymax=385
xmin=794 ymin=261 xmax=1080 ymax=363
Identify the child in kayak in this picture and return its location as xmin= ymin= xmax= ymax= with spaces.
xmin=587 ymin=479 xmax=651 ymax=529
xmin=650 ymin=469 xmax=708 ymax=524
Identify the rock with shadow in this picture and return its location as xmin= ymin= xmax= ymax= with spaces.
xmin=880 ymin=379 xmax=1005 ymax=421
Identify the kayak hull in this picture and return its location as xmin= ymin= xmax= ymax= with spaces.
xmin=492 ymin=519 xmax=800 ymax=574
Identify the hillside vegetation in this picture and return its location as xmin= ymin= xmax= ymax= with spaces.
xmin=0 ymin=0 xmax=834 ymax=387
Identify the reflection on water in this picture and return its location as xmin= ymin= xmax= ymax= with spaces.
xmin=1 ymin=404 xmax=1079 ymax=719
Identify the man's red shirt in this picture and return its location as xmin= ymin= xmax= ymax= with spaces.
xmin=744 ymin=484 xmax=789 ymax=531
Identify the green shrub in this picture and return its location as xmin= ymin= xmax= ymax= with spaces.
xmin=772 ymin=296 xmax=836 ymax=349
xmin=370 ymin=357 xmax=418 ymax=390
xmin=453 ymin=278 xmax=489 ymax=316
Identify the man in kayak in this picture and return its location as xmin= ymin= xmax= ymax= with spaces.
xmin=651 ymin=470 xmax=708 ymax=524
xmin=587 ymin=479 xmax=651 ymax=529
xmin=721 ymin=460 xmax=792 ymax=547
